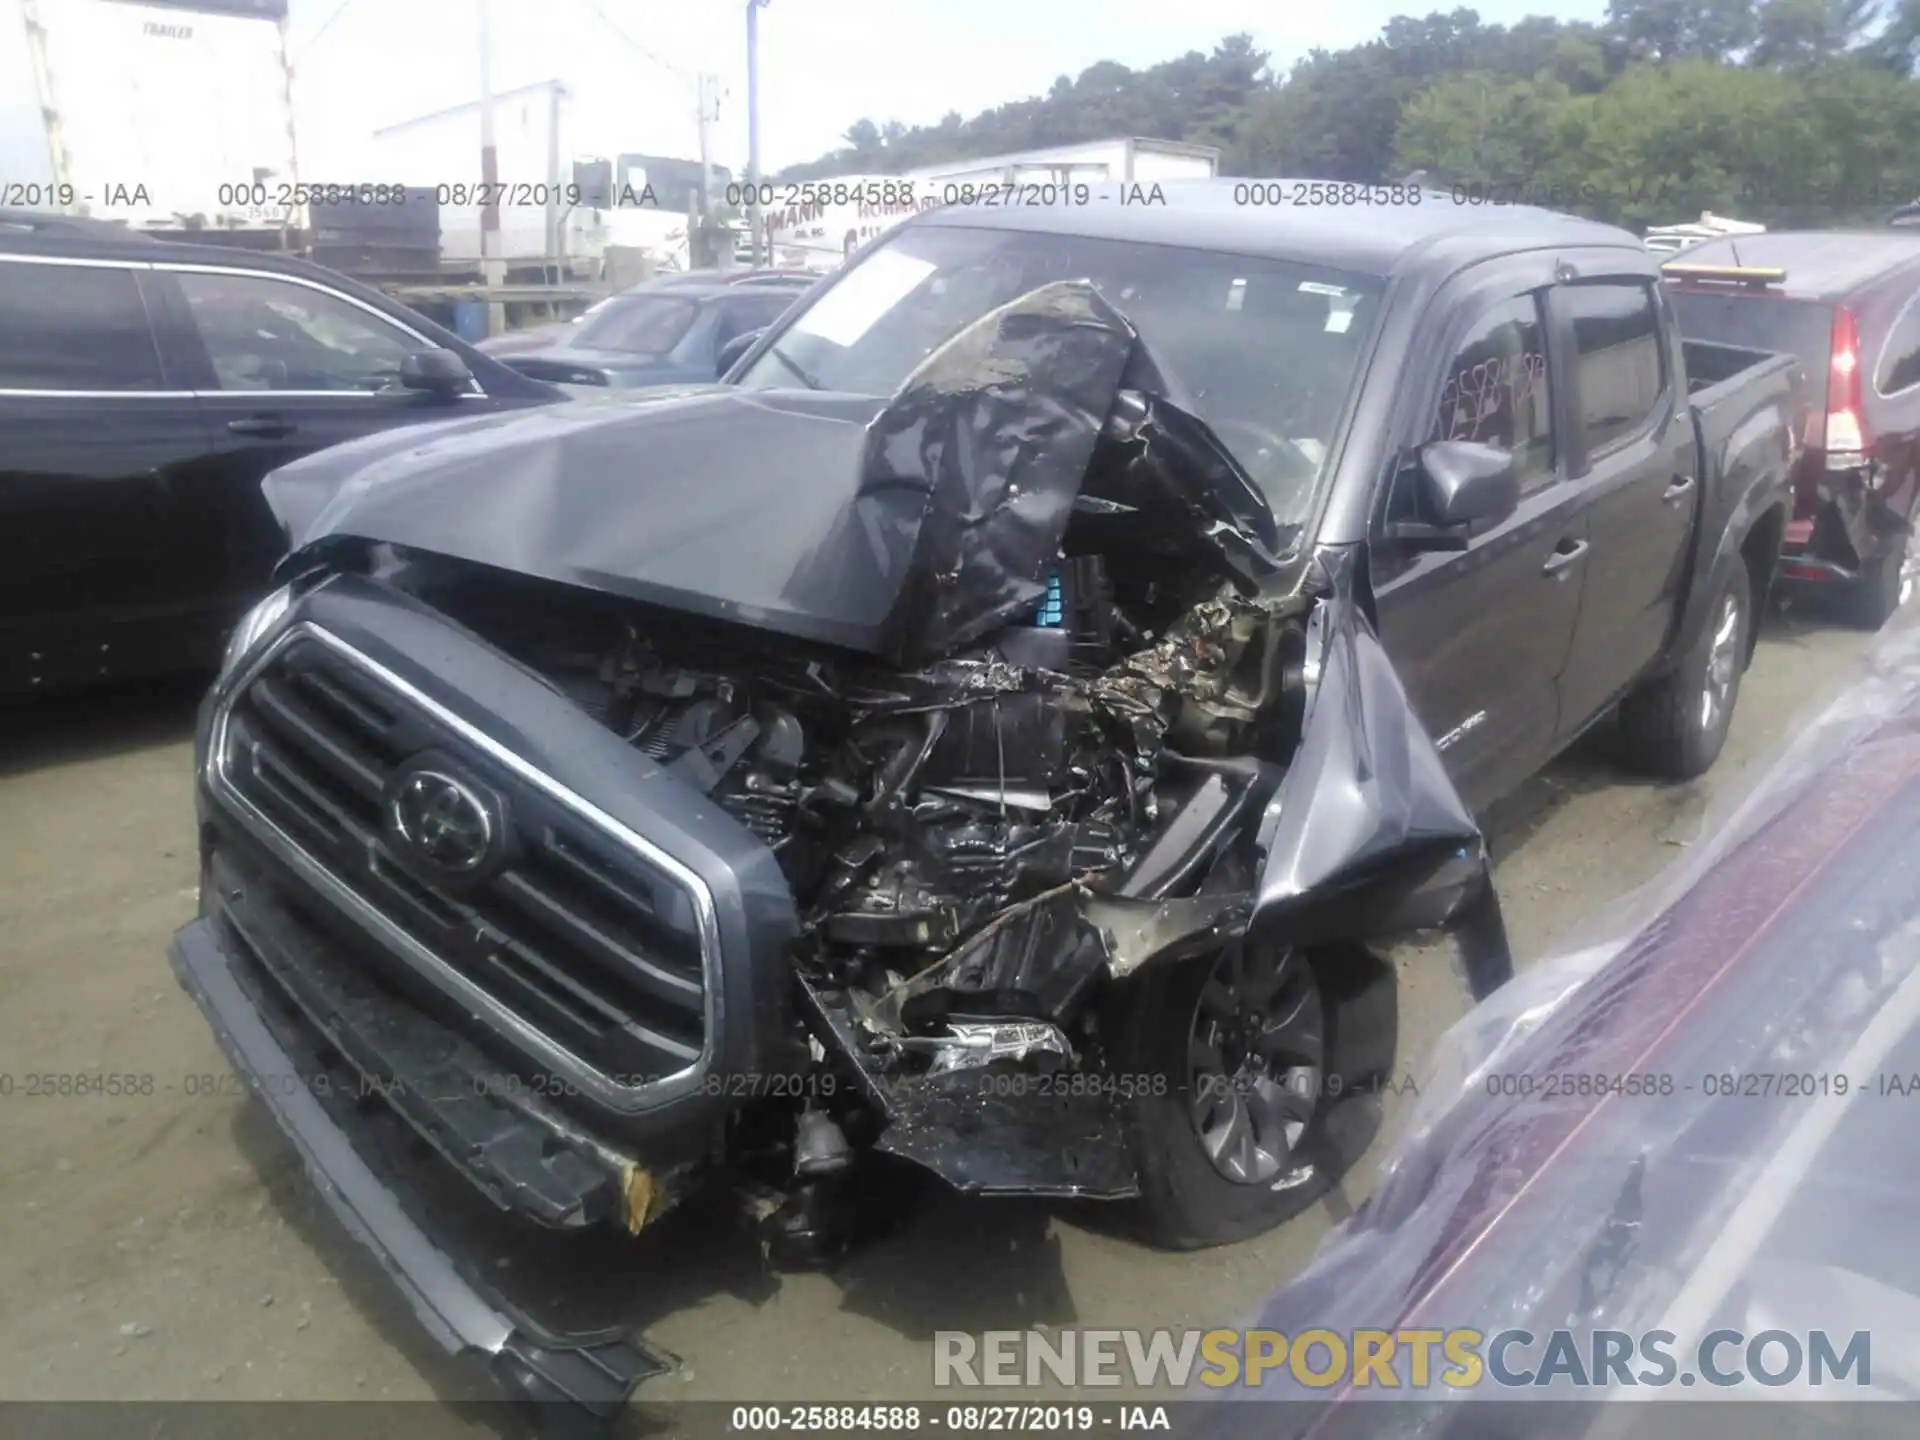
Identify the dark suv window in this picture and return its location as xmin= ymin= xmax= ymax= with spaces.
xmin=0 ymin=260 xmax=166 ymax=391
xmin=1432 ymin=292 xmax=1555 ymax=491
xmin=1563 ymin=282 xmax=1665 ymax=455
xmin=1875 ymin=291 xmax=1920 ymax=396
xmin=716 ymin=294 xmax=796 ymax=349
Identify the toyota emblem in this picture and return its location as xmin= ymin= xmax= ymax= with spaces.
xmin=389 ymin=769 xmax=496 ymax=873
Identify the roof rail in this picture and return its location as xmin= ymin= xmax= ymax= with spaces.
xmin=1659 ymin=262 xmax=1787 ymax=289
xmin=0 ymin=207 xmax=138 ymax=241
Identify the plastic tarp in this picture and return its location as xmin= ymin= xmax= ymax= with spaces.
xmin=1219 ymin=599 xmax=1920 ymax=1434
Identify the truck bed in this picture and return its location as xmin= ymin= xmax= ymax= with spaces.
xmin=1682 ymin=337 xmax=1784 ymax=398
xmin=1670 ymin=338 xmax=1802 ymax=655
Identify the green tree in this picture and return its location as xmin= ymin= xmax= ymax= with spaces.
xmin=1604 ymin=0 xmax=1761 ymax=60
xmin=770 ymin=0 xmax=1920 ymax=225
xmin=1751 ymin=0 xmax=1879 ymax=66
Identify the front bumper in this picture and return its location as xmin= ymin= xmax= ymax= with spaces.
xmin=170 ymin=908 xmax=673 ymax=1416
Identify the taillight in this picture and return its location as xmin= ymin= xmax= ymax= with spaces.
xmin=1823 ymin=305 xmax=1870 ymax=469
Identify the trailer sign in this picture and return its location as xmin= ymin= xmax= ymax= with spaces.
xmin=98 ymin=0 xmax=289 ymax=19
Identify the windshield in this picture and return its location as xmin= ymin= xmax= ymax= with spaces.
xmin=571 ymin=295 xmax=700 ymax=354
xmin=733 ymin=223 xmax=1384 ymax=528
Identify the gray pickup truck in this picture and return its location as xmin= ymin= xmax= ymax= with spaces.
xmin=168 ymin=183 xmax=1801 ymax=1418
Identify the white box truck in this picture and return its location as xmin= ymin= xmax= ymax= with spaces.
xmin=1 ymin=0 xmax=298 ymax=231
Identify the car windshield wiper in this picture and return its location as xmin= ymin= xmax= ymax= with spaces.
xmin=761 ymin=342 xmax=823 ymax=390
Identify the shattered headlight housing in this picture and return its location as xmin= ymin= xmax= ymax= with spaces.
xmin=217 ymin=583 xmax=294 ymax=683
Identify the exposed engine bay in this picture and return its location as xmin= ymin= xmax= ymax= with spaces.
xmin=269 ymin=279 xmax=1509 ymax=1258
xmin=394 ymin=538 xmax=1305 ymax=1046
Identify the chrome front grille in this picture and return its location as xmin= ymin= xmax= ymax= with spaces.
xmin=209 ymin=625 xmax=717 ymax=1104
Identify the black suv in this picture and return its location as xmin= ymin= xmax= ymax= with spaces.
xmin=0 ymin=209 xmax=563 ymax=697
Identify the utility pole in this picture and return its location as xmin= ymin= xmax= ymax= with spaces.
xmin=19 ymin=0 xmax=75 ymax=213
xmin=695 ymin=72 xmax=716 ymax=268
xmin=545 ymin=80 xmax=564 ymax=284
xmin=746 ymin=0 xmax=769 ymax=267
xmin=274 ymin=7 xmax=301 ymax=252
xmin=477 ymin=0 xmax=506 ymax=336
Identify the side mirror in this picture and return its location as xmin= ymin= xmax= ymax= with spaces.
xmin=716 ymin=327 xmax=766 ymax=378
xmin=1386 ymin=440 xmax=1520 ymax=550
xmin=400 ymin=348 xmax=474 ymax=399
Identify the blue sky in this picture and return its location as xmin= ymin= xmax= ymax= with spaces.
xmin=3 ymin=0 xmax=1611 ymax=189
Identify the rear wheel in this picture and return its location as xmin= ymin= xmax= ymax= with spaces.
xmin=1617 ymin=567 xmax=1749 ymax=781
xmin=1114 ymin=941 xmax=1393 ymax=1249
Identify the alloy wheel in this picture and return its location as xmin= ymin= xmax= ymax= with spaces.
xmin=1186 ymin=943 xmax=1324 ymax=1187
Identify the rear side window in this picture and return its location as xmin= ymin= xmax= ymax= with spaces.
xmin=1562 ymin=282 xmax=1665 ymax=455
xmin=1875 ymin=292 xmax=1920 ymax=396
xmin=0 ymin=261 xmax=165 ymax=391
xmin=1431 ymin=293 xmax=1555 ymax=490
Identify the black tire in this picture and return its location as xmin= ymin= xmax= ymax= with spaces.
xmin=1617 ymin=565 xmax=1751 ymax=782
xmin=1111 ymin=943 xmax=1395 ymax=1250
xmin=1841 ymin=536 xmax=1911 ymax=631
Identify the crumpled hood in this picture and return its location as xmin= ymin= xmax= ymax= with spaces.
xmin=266 ymin=283 xmax=1229 ymax=665
xmin=266 ymin=382 xmax=921 ymax=653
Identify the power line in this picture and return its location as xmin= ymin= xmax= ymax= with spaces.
xmin=289 ymin=0 xmax=357 ymax=64
xmin=574 ymin=0 xmax=696 ymax=86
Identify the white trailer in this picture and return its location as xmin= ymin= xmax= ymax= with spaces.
xmin=367 ymin=88 xmax=702 ymax=276
xmin=762 ymin=139 xmax=1222 ymax=275
xmin=903 ymin=137 xmax=1221 ymax=189
xmin=368 ymin=81 xmax=575 ymax=272
xmin=2 ymin=0 xmax=298 ymax=231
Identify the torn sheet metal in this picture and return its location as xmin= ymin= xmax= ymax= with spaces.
xmin=1083 ymin=892 xmax=1250 ymax=980
xmin=796 ymin=973 xmax=1138 ymax=1198
xmin=263 ymin=283 xmax=1138 ymax=669
xmin=1081 ymin=387 xmax=1289 ymax=590
xmin=921 ymin=1021 xmax=1074 ymax=1075
xmin=1252 ymin=548 xmax=1514 ymax=997
xmin=867 ymin=280 xmax=1138 ymax=665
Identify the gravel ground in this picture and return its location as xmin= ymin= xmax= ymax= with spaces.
xmin=0 ymin=599 xmax=1884 ymax=1418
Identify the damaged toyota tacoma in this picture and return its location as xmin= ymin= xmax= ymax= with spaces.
xmin=168 ymin=186 xmax=1803 ymax=1417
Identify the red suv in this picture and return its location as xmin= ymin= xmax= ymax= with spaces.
xmin=1666 ymin=230 xmax=1920 ymax=626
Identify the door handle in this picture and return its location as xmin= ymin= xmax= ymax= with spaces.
xmin=227 ymin=416 xmax=296 ymax=439
xmin=1542 ymin=538 xmax=1590 ymax=576
xmin=1664 ymin=474 xmax=1696 ymax=503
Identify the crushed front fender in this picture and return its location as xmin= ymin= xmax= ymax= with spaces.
xmin=1252 ymin=548 xmax=1514 ymax=1000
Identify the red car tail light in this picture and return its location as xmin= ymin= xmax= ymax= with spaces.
xmin=1823 ymin=304 xmax=1871 ymax=470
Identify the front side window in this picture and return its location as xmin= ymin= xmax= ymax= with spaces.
xmin=176 ymin=271 xmax=420 ymax=392
xmin=0 ymin=262 xmax=165 ymax=391
xmin=1431 ymin=292 xmax=1555 ymax=491
xmin=731 ymin=223 xmax=1385 ymax=532
xmin=1562 ymin=282 xmax=1665 ymax=456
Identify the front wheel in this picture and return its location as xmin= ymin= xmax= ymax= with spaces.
xmin=1617 ymin=566 xmax=1750 ymax=781
xmin=1112 ymin=942 xmax=1394 ymax=1249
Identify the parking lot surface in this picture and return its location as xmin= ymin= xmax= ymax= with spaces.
xmin=0 ymin=602 xmax=1881 ymax=1408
